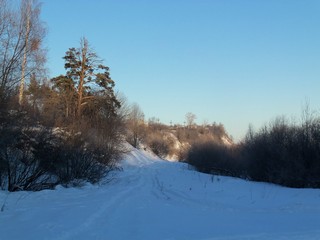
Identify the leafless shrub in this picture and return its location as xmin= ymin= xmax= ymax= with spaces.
xmin=0 ymin=109 xmax=119 ymax=191
xmin=0 ymin=115 xmax=55 ymax=191
xmin=243 ymin=116 xmax=320 ymax=188
xmin=186 ymin=142 xmax=240 ymax=177
xmin=149 ymin=137 xmax=170 ymax=159
xmin=186 ymin=111 xmax=320 ymax=188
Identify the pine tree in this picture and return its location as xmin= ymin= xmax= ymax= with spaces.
xmin=60 ymin=37 xmax=120 ymax=119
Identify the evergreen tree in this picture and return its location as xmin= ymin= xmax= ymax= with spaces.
xmin=53 ymin=37 xmax=120 ymax=120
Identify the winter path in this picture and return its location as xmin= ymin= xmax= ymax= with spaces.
xmin=1 ymin=146 xmax=320 ymax=240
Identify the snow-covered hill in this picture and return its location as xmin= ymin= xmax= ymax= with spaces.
xmin=1 ymin=145 xmax=320 ymax=239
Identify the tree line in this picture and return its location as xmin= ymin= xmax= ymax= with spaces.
xmin=185 ymin=109 xmax=320 ymax=188
xmin=124 ymin=105 xmax=231 ymax=160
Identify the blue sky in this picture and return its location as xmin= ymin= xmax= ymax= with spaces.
xmin=41 ymin=0 xmax=320 ymax=141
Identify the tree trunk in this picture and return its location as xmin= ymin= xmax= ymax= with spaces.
xmin=76 ymin=39 xmax=88 ymax=118
xmin=19 ymin=1 xmax=31 ymax=106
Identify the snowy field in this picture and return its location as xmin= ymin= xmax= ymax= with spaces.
xmin=1 ymin=146 xmax=320 ymax=240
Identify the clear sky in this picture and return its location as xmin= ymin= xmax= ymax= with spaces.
xmin=40 ymin=0 xmax=320 ymax=141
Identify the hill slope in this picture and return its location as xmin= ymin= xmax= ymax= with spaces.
xmin=1 ymin=145 xmax=320 ymax=239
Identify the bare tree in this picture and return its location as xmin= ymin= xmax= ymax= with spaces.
xmin=185 ymin=112 xmax=197 ymax=128
xmin=19 ymin=0 xmax=31 ymax=105
xmin=126 ymin=103 xmax=145 ymax=148
xmin=0 ymin=0 xmax=46 ymax=103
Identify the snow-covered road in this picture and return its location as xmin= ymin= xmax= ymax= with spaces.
xmin=1 ymin=146 xmax=320 ymax=239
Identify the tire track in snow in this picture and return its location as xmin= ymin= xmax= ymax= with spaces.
xmin=56 ymin=165 xmax=147 ymax=240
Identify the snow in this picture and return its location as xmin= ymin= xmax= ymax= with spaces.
xmin=1 ymin=145 xmax=320 ymax=239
